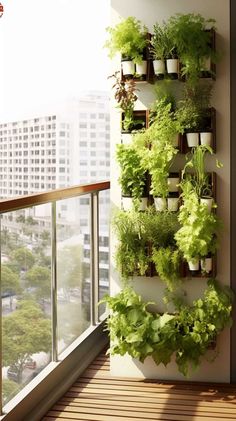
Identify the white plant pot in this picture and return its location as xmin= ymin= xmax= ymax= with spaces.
xmin=154 ymin=197 xmax=167 ymax=212
xmin=168 ymin=177 xmax=180 ymax=193
xmin=121 ymin=60 xmax=135 ymax=76
xmin=167 ymin=197 xmax=179 ymax=212
xmin=202 ymin=56 xmax=211 ymax=72
xmin=188 ymin=260 xmax=200 ymax=271
xmin=121 ymin=132 xmax=133 ymax=145
xmin=200 ymin=132 xmax=212 ymax=146
xmin=139 ymin=197 xmax=148 ymax=211
xmin=122 ymin=196 xmax=133 ymax=211
xmin=201 ymin=257 xmax=212 ymax=273
xmin=166 ymin=58 xmax=179 ymax=74
xmin=186 ymin=132 xmax=199 ymax=147
xmin=153 ymin=59 xmax=165 ymax=75
xmin=200 ymin=197 xmax=213 ymax=213
xmin=122 ymin=196 xmax=148 ymax=211
xmin=135 ymin=61 xmax=147 ymax=76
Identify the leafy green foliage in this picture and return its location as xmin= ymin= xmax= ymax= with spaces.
xmin=112 ymin=208 xmax=180 ymax=281
xmin=175 ymin=187 xmax=220 ymax=263
xmin=116 ymin=143 xmax=147 ymax=198
xmin=137 ymin=100 xmax=179 ymax=197
xmin=2 ymin=300 xmax=51 ymax=377
xmin=152 ymin=247 xmax=181 ymax=291
xmin=168 ymin=13 xmax=217 ymax=83
xmin=102 ymin=280 xmax=234 ymax=376
xmin=112 ymin=209 xmax=150 ymax=279
xmin=150 ymin=22 xmax=175 ymax=60
xmin=1 ymin=265 xmax=22 ymax=296
xmin=105 ymin=16 xmax=148 ymax=63
xmin=10 ymin=247 xmax=35 ymax=272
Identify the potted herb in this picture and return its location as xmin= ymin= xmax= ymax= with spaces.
xmin=150 ymin=22 xmax=167 ymax=79
xmin=152 ymin=247 xmax=181 ymax=292
xmin=109 ymin=72 xmax=144 ymax=142
xmin=105 ymin=16 xmax=148 ymax=79
xmin=182 ymin=144 xmax=222 ymax=212
xmin=116 ymin=143 xmax=148 ymax=211
xmin=168 ymin=13 xmax=217 ymax=84
xmin=176 ymin=81 xmax=214 ymax=148
xmin=112 ymin=209 xmax=150 ymax=278
xmin=175 ymin=182 xmax=220 ymax=272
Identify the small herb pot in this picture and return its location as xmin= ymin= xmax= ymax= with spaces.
xmin=200 ymin=197 xmax=213 ymax=213
xmin=121 ymin=132 xmax=133 ymax=145
xmin=200 ymin=131 xmax=212 ymax=146
xmin=122 ymin=196 xmax=148 ymax=211
xmin=188 ymin=259 xmax=200 ymax=271
xmin=153 ymin=59 xmax=165 ymax=76
xmin=121 ymin=58 xmax=135 ymax=77
xmin=167 ymin=197 xmax=179 ymax=212
xmin=186 ymin=132 xmax=199 ymax=147
xmin=135 ymin=61 xmax=147 ymax=77
xmin=168 ymin=174 xmax=180 ymax=193
xmin=201 ymin=257 xmax=212 ymax=273
xmin=154 ymin=197 xmax=167 ymax=212
xmin=166 ymin=58 xmax=179 ymax=78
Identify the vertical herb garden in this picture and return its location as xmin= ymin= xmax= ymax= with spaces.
xmin=102 ymin=13 xmax=234 ymax=376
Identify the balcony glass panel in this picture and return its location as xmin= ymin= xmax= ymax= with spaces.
xmin=98 ymin=190 xmax=110 ymax=319
xmin=57 ymin=195 xmax=91 ymax=354
xmin=1 ymin=204 xmax=52 ymax=406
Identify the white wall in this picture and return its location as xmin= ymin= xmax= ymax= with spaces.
xmin=109 ymin=0 xmax=230 ymax=381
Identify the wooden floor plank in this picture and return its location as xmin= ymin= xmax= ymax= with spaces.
xmin=42 ymin=348 xmax=236 ymax=421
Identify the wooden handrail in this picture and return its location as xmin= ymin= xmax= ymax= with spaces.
xmin=0 ymin=180 xmax=110 ymax=213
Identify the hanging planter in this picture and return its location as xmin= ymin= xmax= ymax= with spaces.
xmin=200 ymin=131 xmax=212 ymax=146
xmin=186 ymin=132 xmax=199 ymax=148
xmin=200 ymin=196 xmax=214 ymax=213
xmin=168 ymin=173 xmax=180 ymax=193
xmin=166 ymin=58 xmax=179 ymax=78
xmin=121 ymin=57 xmax=135 ymax=78
xmin=167 ymin=196 xmax=179 ymax=212
xmin=201 ymin=256 xmax=213 ymax=274
xmin=154 ymin=197 xmax=167 ymax=212
xmin=153 ymin=59 xmax=165 ymax=78
xmin=122 ymin=196 xmax=148 ymax=211
xmin=188 ymin=259 xmax=200 ymax=272
xmin=135 ymin=60 xmax=148 ymax=79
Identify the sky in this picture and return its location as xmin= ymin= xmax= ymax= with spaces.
xmin=0 ymin=0 xmax=111 ymax=122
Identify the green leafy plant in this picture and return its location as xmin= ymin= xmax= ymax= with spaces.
xmin=112 ymin=208 xmax=179 ymax=280
xmin=152 ymin=247 xmax=181 ymax=291
xmin=105 ymin=16 xmax=148 ymax=63
xmin=136 ymin=100 xmax=179 ymax=198
xmin=112 ymin=209 xmax=150 ymax=279
xmin=168 ymin=13 xmax=217 ymax=83
xmin=150 ymin=22 xmax=175 ymax=60
xmin=109 ymin=72 xmax=142 ymax=132
xmin=101 ymin=280 xmax=234 ymax=376
xmin=175 ymin=186 xmax=220 ymax=264
xmin=116 ymin=143 xmax=147 ymax=199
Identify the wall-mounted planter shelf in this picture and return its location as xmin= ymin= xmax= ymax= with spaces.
xmin=180 ymin=108 xmax=216 ymax=153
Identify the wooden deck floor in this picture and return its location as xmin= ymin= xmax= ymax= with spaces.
xmin=42 ymin=349 xmax=236 ymax=421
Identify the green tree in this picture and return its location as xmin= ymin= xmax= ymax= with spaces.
xmin=1 ymin=265 xmax=21 ymax=310
xmin=57 ymin=245 xmax=82 ymax=298
xmin=2 ymin=379 xmax=22 ymax=405
xmin=2 ymin=300 xmax=51 ymax=382
xmin=25 ymin=266 xmax=51 ymax=306
xmin=11 ymin=247 xmax=35 ymax=271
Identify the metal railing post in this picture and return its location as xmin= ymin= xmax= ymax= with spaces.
xmin=51 ymin=201 xmax=58 ymax=361
xmin=90 ymin=192 xmax=99 ymax=325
